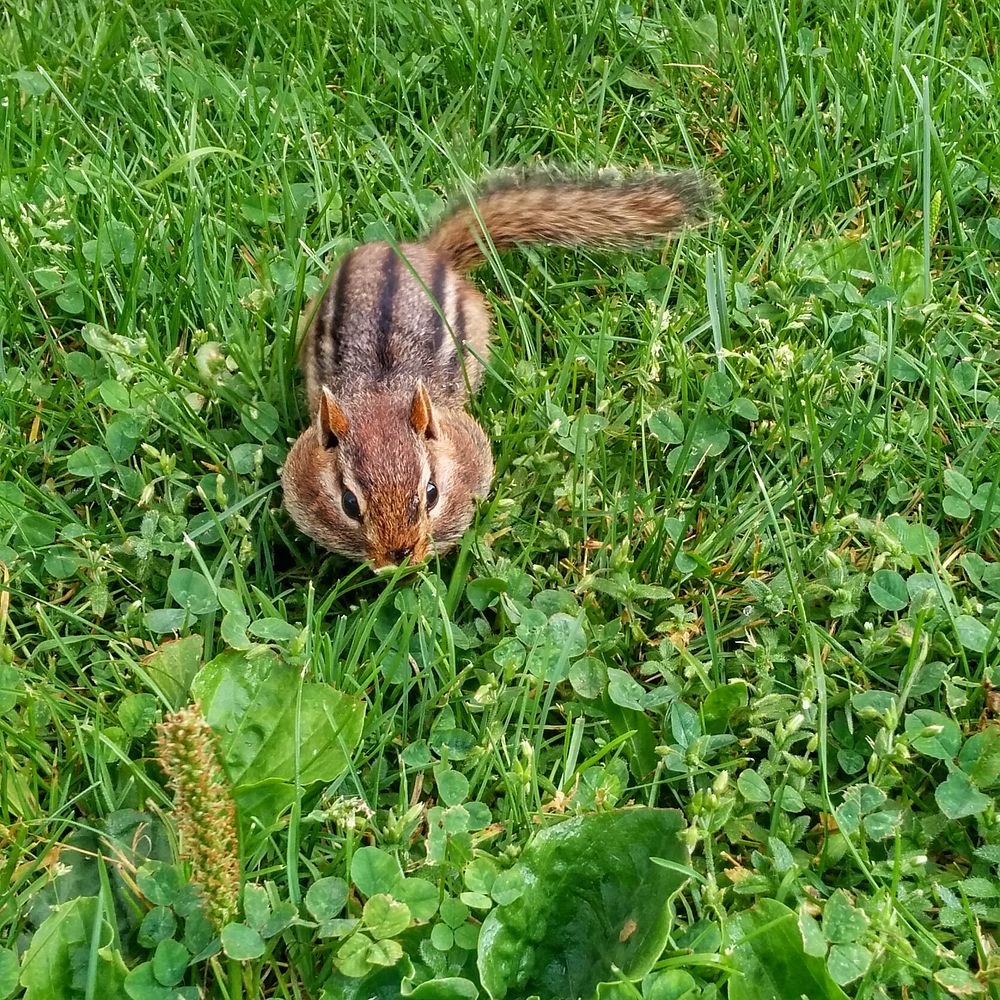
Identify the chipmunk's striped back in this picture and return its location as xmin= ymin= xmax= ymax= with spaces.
xmin=302 ymin=241 xmax=491 ymax=413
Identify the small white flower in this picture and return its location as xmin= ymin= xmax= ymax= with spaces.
xmin=774 ymin=344 xmax=795 ymax=369
xmin=0 ymin=220 xmax=19 ymax=247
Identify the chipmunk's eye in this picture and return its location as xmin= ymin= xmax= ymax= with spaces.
xmin=426 ymin=480 xmax=439 ymax=512
xmin=341 ymin=489 xmax=362 ymax=521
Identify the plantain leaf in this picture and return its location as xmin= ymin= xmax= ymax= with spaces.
xmin=19 ymin=897 xmax=128 ymax=1000
xmin=192 ymin=650 xmax=364 ymax=826
xmin=727 ymin=898 xmax=849 ymax=1000
xmin=478 ymin=808 xmax=688 ymax=999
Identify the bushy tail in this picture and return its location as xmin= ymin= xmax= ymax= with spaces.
xmin=423 ymin=168 xmax=715 ymax=271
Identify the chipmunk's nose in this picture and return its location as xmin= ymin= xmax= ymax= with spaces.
xmin=386 ymin=545 xmax=414 ymax=565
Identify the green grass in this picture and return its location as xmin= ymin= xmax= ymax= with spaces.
xmin=1 ymin=0 xmax=999 ymax=997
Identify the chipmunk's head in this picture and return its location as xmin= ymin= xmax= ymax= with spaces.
xmin=282 ymin=383 xmax=493 ymax=569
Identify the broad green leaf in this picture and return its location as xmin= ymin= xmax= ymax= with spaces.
xmin=167 ymin=568 xmax=220 ymax=616
xmin=363 ymin=894 xmax=411 ymax=941
xmin=737 ymin=769 xmax=771 ymax=803
xmin=307 ymin=877 xmax=349 ymax=922
xmin=606 ymin=668 xmax=648 ymax=710
xmin=136 ymin=861 xmax=187 ymax=907
xmin=16 ymin=512 xmax=56 ymax=548
xmin=221 ymin=611 xmax=252 ymax=650
xmin=944 ymin=470 xmax=974 ymax=499
xmin=897 ymin=521 xmax=939 ymax=558
xmin=970 ymin=482 xmax=999 ymax=513
xmin=776 ymin=785 xmax=804 ymax=813
xmin=851 ymin=690 xmax=896 ymax=720
xmin=905 ymin=710 xmax=961 ymax=760
xmin=337 ymin=933 xmax=378 ymax=977
xmin=731 ymin=396 xmax=759 ymax=420
xmin=703 ymin=681 xmax=749 ymax=733
xmin=436 ymin=767 xmax=470 ymax=806
xmin=152 ymin=938 xmax=189 ymax=987
xmin=598 ymin=969 xmax=702 ymax=1000
xmin=943 ymin=495 xmax=972 ymax=519
xmin=906 ymin=572 xmax=949 ymax=610
xmin=11 ymin=69 xmax=50 ymax=96
xmin=685 ymin=415 xmax=730 ymax=464
xmin=221 ymin=922 xmax=265 ymax=960
xmin=139 ymin=635 xmax=203 ymax=710
xmin=466 ymin=577 xmax=507 ymax=610
xmin=262 ymin=901 xmax=297 ymax=938
xmin=183 ymin=909 xmax=217 ymax=961
xmin=431 ymin=924 xmax=454 ymax=951
xmin=827 ymin=942 xmax=873 ymax=985
xmin=105 ymin=414 xmax=144 ymax=461
xmin=242 ymin=884 xmax=271 ymax=932
xmin=124 ymin=962 xmax=200 ymax=1000
xmin=671 ymin=701 xmax=701 ymax=748
xmin=933 ymin=967 xmax=987 ymax=995
xmin=569 ymin=657 xmax=606 ymax=699
xmin=352 ymin=847 xmax=405 ymax=898
xmin=478 ymin=808 xmax=688 ymax=999
xmin=118 ymin=693 xmax=158 ymax=738
xmin=241 ymin=400 xmax=280 ymax=441
xmin=727 ymin=898 xmax=849 ymax=1000
xmin=524 ymin=613 xmax=586 ymax=683
xmin=953 ymin=615 xmax=993 ymax=653
xmin=935 ymin=771 xmax=991 ymax=819
xmin=406 ymin=978 xmax=480 ymax=999
xmin=84 ymin=220 xmax=136 ymax=266
xmin=957 ymin=877 xmax=997 ymax=899
xmin=229 ymin=442 xmax=263 ymax=474
xmin=247 ymin=617 xmax=301 ymax=642
xmin=643 ymin=970 xmax=699 ymax=1000
xmin=440 ymin=896 xmax=470 ymax=929
xmin=648 ymin=408 xmax=684 ymax=445
xmin=821 ymin=891 xmax=868 ymax=944
xmin=959 ymin=728 xmax=1000 ymax=790
xmin=192 ymin=650 xmax=364 ymax=822
xmin=797 ymin=907 xmax=827 ymax=957
xmin=144 ymin=608 xmax=188 ymax=634
xmin=400 ymin=741 xmax=432 ymax=769
xmin=57 ymin=282 xmax=85 ymax=313
xmin=367 ymin=937 xmax=404 ymax=967
xmin=868 ymin=570 xmax=908 ymax=611
xmin=43 ymin=547 xmax=80 ymax=579
xmin=99 ymin=378 xmax=131 ymax=410
xmin=19 ymin=897 xmax=128 ymax=1000
xmin=394 ymin=878 xmax=439 ymax=921
xmin=704 ymin=371 xmax=733 ymax=405
xmin=67 ymin=444 xmax=115 ymax=478
xmin=0 ymin=666 xmax=25 ymax=714
xmin=465 ymin=858 xmax=499 ymax=895
xmin=0 ymin=950 xmax=18 ymax=999
xmin=491 ymin=867 xmax=526 ymax=906
xmin=461 ymin=891 xmax=493 ymax=911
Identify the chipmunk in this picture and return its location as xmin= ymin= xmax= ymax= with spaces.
xmin=281 ymin=168 xmax=712 ymax=568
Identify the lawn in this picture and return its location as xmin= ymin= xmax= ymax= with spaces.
xmin=1 ymin=0 xmax=998 ymax=997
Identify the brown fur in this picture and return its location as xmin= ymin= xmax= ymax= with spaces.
xmin=281 ymin=168 xmax=712 ymax=567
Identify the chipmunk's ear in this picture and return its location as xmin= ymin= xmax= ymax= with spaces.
xmin=318 ymin=387 xmax=350 ymax=450
xmin=409 ymin=381 xmax=438 ymax=440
